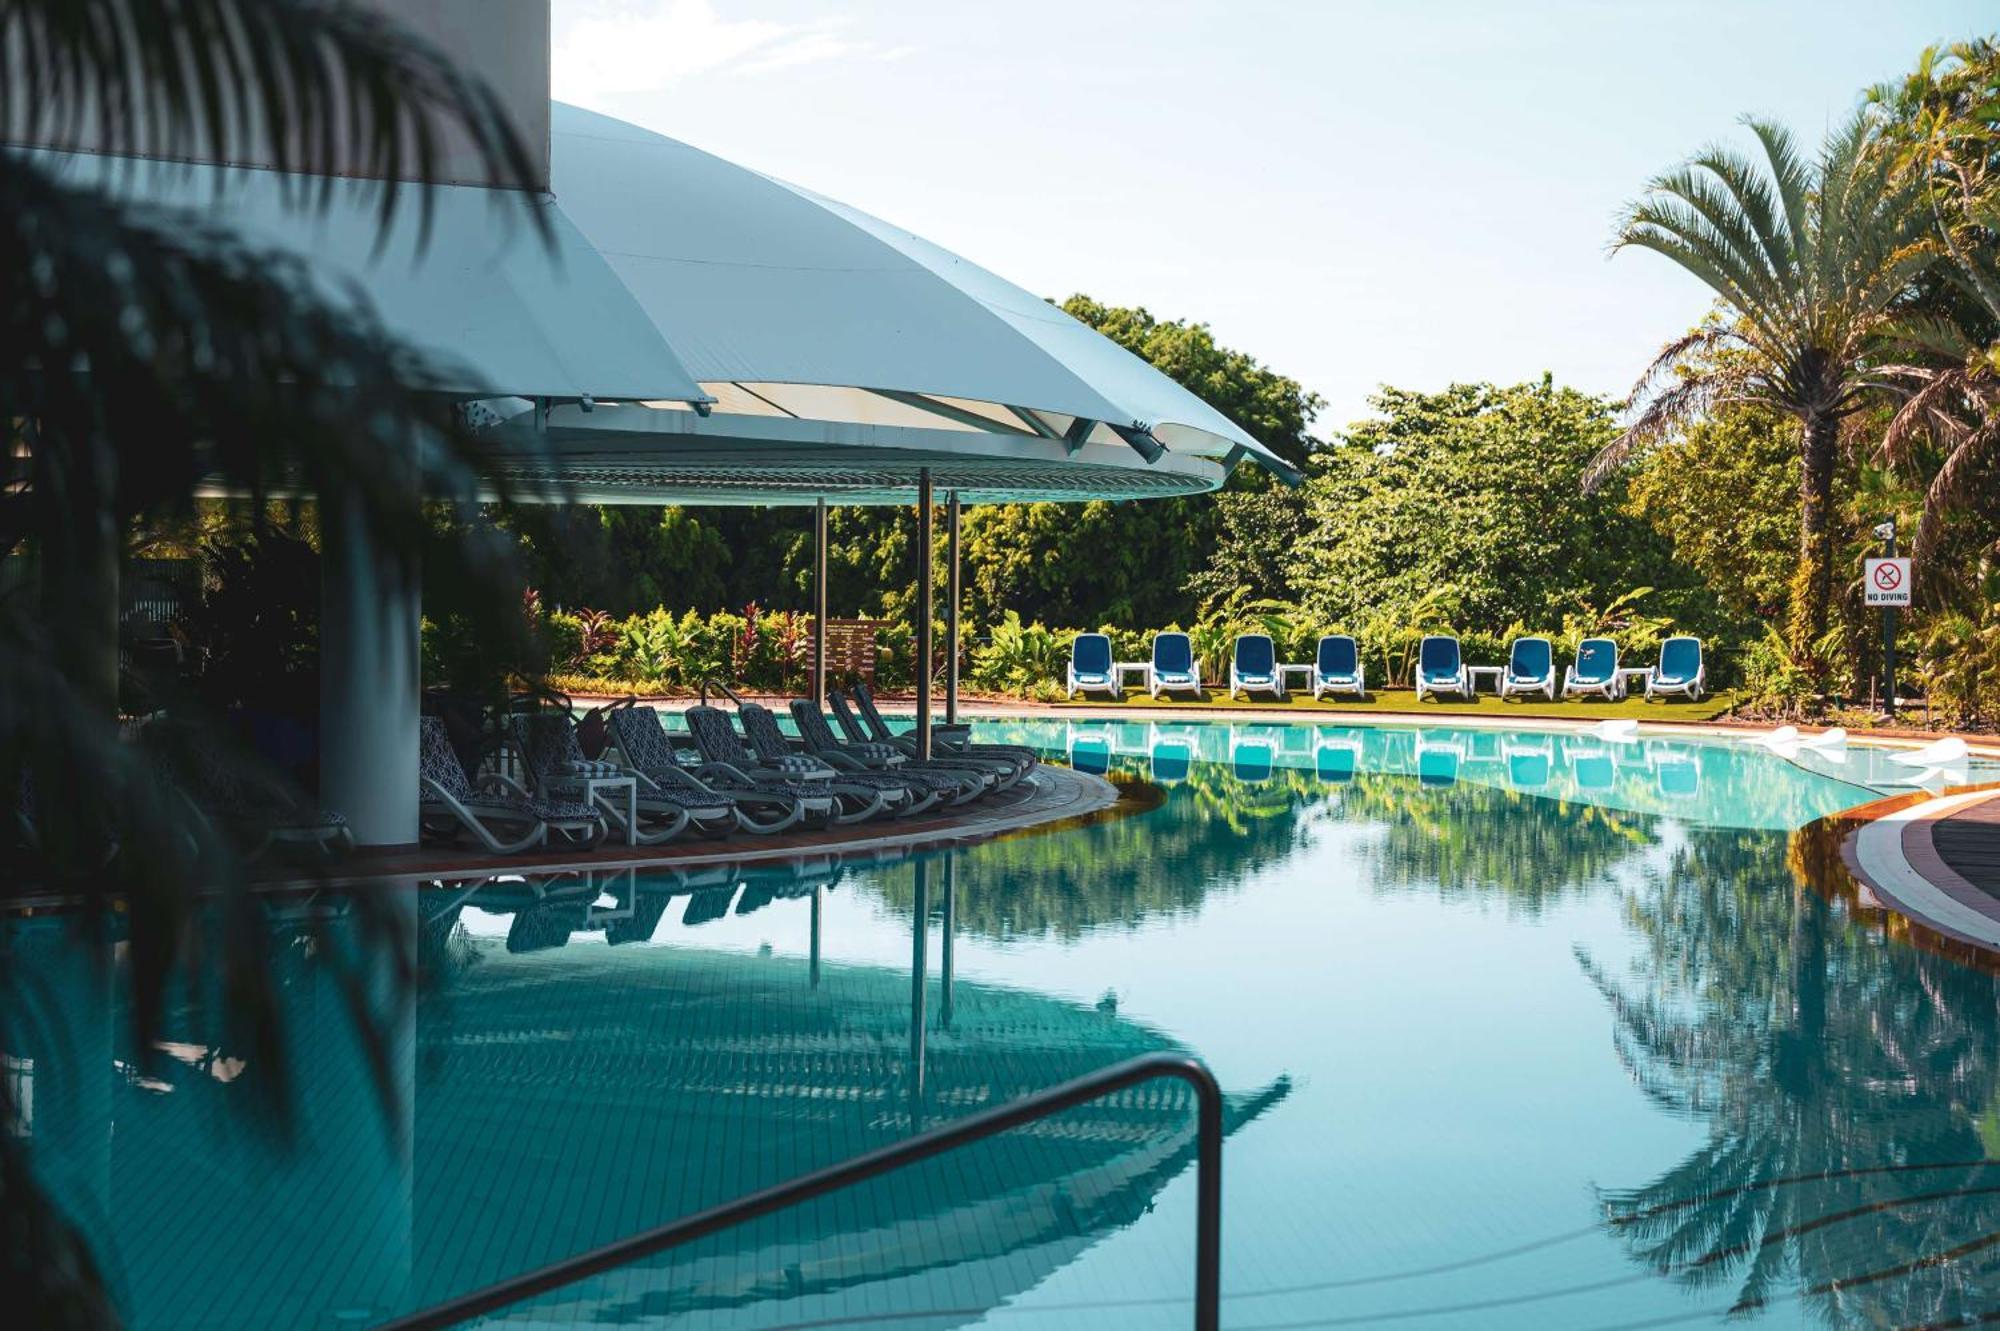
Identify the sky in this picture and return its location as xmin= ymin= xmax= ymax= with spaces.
xmin=550 ymin=0 xmax=1996 ymax=435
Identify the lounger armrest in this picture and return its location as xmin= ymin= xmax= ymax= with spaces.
xmin=478 ymin=772 xmax=533 ymax=800
xmin=655 ymin=765 xmax=726 ymax=797
xmin=817 ymin=750 xmax=870 ymax=772
xmin=695 ymin=761 xmax=759 ymax=787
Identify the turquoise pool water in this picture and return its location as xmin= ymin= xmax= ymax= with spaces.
xmin=7 ymin=718 xmax=1998 ymax=1330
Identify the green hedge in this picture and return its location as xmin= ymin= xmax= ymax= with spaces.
xmin=424 ymin=595 xmax=1702 ymax=701
xmin=525 ymin=606 xmax=915 ymax=694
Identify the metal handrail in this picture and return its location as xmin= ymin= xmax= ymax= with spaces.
xmin=698 ymin=677 xmax=747 ymax=706
xmin=374 ymin=1052 xmax=1224 ymax=1331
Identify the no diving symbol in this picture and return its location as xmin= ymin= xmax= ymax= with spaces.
xmin=1873 ymin=562 xmax=1903 ymax=592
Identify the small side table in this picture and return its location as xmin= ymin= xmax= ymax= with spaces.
xmin=573 ymin=774 xmax=639 ymax=846
xmin=1466 ymin=666 xmax=1505 ymax=695
xmin=1615 ymin=668 xmax=1653 ymax=700
xmin=1114 ymin=662 xmax=1153 ymax=694
xmin=1277 ymin=663 xmax=1316 ymax=696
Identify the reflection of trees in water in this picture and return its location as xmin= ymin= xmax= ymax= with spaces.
xmin=1340 ymin=773 xmax=1658 ymax=916
xmin=1583 ymin=827 xmax=2000 ymax=1326
xmin=870 ymin=758 xmax=1321 ymax=940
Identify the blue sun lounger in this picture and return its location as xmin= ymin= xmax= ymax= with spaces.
xmin=1498 ymin=636 xmax=1556 ymax=701
xmin=1563 ymin=637 xmax=1621 ymax=700
xmin=1311 ymin=635 xmax=1365 ymax=700
xmin=1645 ymin=636 xmax=1706 ymax=701
xmin=1149 ymin=632 xmax=1202 ymax=698
xmin=1414 ymin=635 xmax=1470 ymax=701
xmin=1067 ymin=632 xmax=1119 ymax=699
xmin=1229 ymin=634 xmax=1282 ymax=700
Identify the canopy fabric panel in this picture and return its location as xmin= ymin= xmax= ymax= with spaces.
xmin=482 ymin=400 xmax=1226 ymax=506
xmin=16 ymin=144 xmax=709 ymax=404
xmin=549 ymin=104 xmax=1295 ymax=482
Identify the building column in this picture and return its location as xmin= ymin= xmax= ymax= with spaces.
xmin=320 ymin=482 xmax=421 ymax=847
xmin=813 ymin=498 xmax=828 ymax=707
xmin=915 ymin=469 xmax=933 ymax=760
xmin=945 ymin=492 xmax=961 ymax=726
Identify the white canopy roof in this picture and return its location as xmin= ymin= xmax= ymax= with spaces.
xmin=20 ymin=104 xmax=1297 ymax=503
xmin=543 ymin=104 xmax=1299 ymax=494
xmin=19 ymin=144 xmax=711 ymax=406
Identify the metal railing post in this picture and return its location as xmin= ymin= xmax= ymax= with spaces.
xmin=375 ymin=1052 xmax=1225 ymax=1331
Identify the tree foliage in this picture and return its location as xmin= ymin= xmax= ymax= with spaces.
xmin=1623 ymin=406 xmax=1801 ymax=623
xmin=1601 ymin=115 xmax=1932 ymax=658
xmin=1292 ymin=380 xmax=1699 ymax=636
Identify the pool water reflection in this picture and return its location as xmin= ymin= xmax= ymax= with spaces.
xmin=7 ymin=719 xmax=1999 ymax=1329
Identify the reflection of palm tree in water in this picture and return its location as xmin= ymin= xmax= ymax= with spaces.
xmin=1583 ymin=827 xmax=2000 ymax=1326
xmin=1342 ymin=773 xmax=1657 ymax=917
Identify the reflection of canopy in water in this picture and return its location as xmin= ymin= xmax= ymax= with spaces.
xmin=416 ymin=937 xmax=1287 ymax=1326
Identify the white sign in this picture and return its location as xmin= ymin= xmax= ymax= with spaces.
xmin=1865 ymin=557 xmax=1912 ymax=607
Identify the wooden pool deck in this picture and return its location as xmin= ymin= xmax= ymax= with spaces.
xmin=1837 ymin=785 xmax=2000 ymax=956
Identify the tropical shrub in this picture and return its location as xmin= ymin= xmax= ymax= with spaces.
xmin=1914 ymin=606 xmax=2000 ymax=727
xmin=1554 ymin=588 xmax=1674 ymax=661
xmin=970 ymin=612 xmax=1065 ymax=694
xmin=619 ymin=609 xmax=683 ymax=683
xmin=1740 ymin=624 xmax=1847 ymax=717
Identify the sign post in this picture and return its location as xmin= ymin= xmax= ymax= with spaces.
xmin=1864 ymin=527 xmax=1910 ymax=715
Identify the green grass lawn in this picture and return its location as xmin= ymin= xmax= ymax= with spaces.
xmin=1047 ymin=687 xmax=1742 ymax=723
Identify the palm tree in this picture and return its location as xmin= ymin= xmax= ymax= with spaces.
xmin=1875 ymin=317 xmax=2000 ymax=581
xmin=1588 ymin=114 xmax=1933 ymax=658
xmin=1 ymin=3 xmax=547 ymax=1324
xmin=1867 ymin=41 xmax=2000 ymax=587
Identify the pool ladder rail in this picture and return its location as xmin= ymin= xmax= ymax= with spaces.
xmin=375 ymin=1052 xmax=1226 ymax=1331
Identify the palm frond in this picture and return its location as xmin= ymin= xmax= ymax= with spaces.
xmin=1879 ymin=364 xmax=1973 ymax=465
xmin=1743 ymin=118 xmax=1813 ymax=263
xmin=1613 ymin=217 xmax=1793 ymax=352
xmin=1646 ymin=158 xmax=1792 ymax=315
xmin=1687 ymin=145 xmax=1796 ymax=299
xmin=0 ymin=0 xmax=547 ymax=244
xmin=1 ymin=154 xmax=542 ymax=618
xmin=1585 ymin=361 xmax=1756 ymax=491
xmin=1912 ymin=412 xmax=2000 ymax=579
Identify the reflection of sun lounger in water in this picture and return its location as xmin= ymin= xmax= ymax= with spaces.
xmin=1416 ymin=734 xmax=1462 ymax=788
xmin=1232 ymin=730 xmax=1275 ymax=783
xmin=1503 ymin=734 xmax=1553 ymax=789
xmin=1069 ymin=725 xmax=1114 ymax=776
xmin=1150 ymin=727 xmax=1196 ymax=784
xmin=1315 ymin=736 xmax=1360 ymax=784
xmin=1653 ymin=745 xmax=1700 ymax=799
xmin=1568 ymin=743 xmax=1616 ymax=791
xmin=682 ymin=884 xmax=739 ymax=926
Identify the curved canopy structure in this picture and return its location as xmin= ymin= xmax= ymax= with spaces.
xmin=20 ymin=104 xmax=1296 ymax=504
xmin=513 ymin=104 xmax=1297 ymax=504
xmin=18 ymin=144 xmax=712 ymax=408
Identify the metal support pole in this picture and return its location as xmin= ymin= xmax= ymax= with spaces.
xmin=809 ymin=884 xmax=822 ymax=990
xmin=946 ymin=491 xmax=961 ymax=726
xmin=916 ymin=469 xmax=933 ymax=760
xmin=813 ymin=498 xmax=828 ymax=708
xmin=1883 ymin=524 xmax=1899 ymax=717
xmin=940 ymin=854 xmax=956 ymax=1030
xmin=909 ymin=858 xmax=929 ymax=1123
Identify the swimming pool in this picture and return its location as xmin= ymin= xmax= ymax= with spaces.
xmin=8 ymin=718 xmax=1998 ymax=1329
